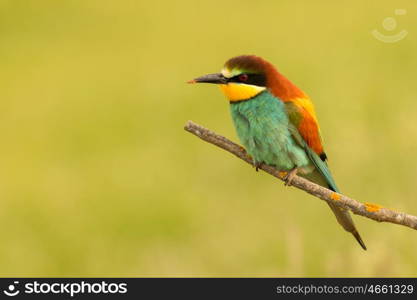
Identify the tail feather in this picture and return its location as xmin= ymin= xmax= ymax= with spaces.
xmin=288 ymin=123 xmax=367 ymax=250
xmin=302 ymin=169 xmax=367 ymax=251
xmin=327 ymin=202 xmax=367 ymax=250
xmin=352 ymin=230 xmax=367 ymax=251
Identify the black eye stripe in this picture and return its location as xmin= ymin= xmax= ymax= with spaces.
xmin=227 ymin=73 xmax=266 ymax=87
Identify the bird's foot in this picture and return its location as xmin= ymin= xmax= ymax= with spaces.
xmin=247 ymin=155 xmax=261 ymax=171
xmin=284 ymin=168 xmax=298 ymax=186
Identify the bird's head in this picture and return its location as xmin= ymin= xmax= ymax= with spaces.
xmin=188 ymin=55 xmax=272 ymax=102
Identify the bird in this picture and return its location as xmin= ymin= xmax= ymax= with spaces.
xmin=188 ymin=55 xmax=366 ymax=250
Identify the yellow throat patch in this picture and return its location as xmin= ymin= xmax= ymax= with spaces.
xmin=219 ymin=83 xmax=266 ymax=102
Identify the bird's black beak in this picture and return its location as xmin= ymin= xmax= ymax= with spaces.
xmin=187 ymin=73 xmax=227 ymax=84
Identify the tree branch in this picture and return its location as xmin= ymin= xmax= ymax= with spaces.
xmin=184 ymin=120 xmax=417 ymax=231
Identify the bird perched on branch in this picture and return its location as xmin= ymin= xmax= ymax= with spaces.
xmin=188 ymin=55 xmax=366 ymax=250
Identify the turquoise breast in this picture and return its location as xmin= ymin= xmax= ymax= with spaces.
xmin=230 ymin=91 xmax=310 ymax=170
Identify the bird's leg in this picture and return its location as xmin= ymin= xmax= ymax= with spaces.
xmin=284 ymin=167 xmax=298 ymax=186
xmin=247 ymin=153 xmax=261 ymax=171
xmin=254 ymin=161 xmax=262 ymax=172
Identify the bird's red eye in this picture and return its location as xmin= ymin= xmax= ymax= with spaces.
xmin=239 ymin=74 xmax=248 ymax=82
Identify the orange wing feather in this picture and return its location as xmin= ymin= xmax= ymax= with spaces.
xmin=297 ymin=106 xmax=325 ymax=157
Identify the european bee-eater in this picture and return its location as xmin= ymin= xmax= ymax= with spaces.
xmin=189 ymin=55 xmax=366 ymax=250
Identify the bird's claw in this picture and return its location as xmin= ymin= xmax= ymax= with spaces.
xmin=247 ymin=154 xmax=262 ymax=171
xmin=284 ymin=168 xmax=298 ymax=186
xmin=253 ymin=161 xmax=262 ymax=172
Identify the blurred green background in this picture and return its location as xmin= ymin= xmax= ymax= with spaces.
xmin=0 ymin=0 xmax=416 ymax=276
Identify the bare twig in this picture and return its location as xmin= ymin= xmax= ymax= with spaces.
xmin=184 ymin=120 xmax=417 ymax=231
